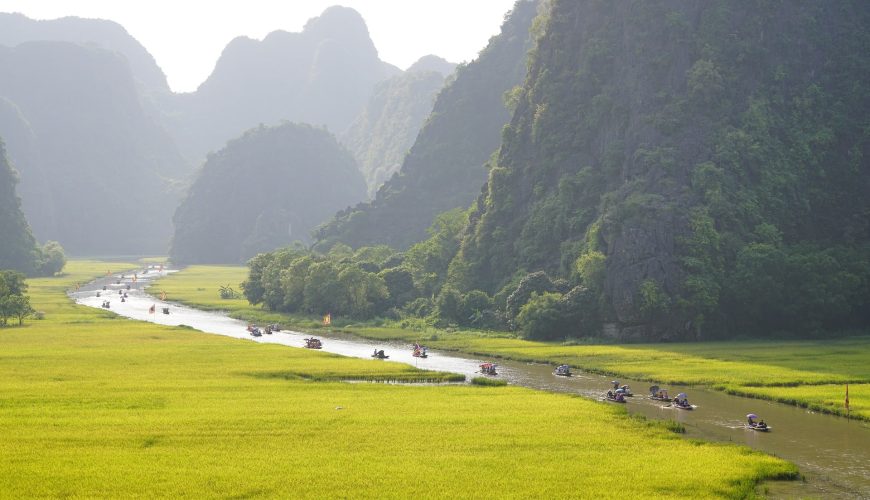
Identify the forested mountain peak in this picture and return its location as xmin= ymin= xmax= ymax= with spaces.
xmin=302 ymin=5 xmax=378 ymax=58
xmin=407 ymin=55 xmax=456 ymax=77
xmin=170 ymin=123 xmax=366 ymax=265
xmin=166 ymin=6 xmax=399 ymax=165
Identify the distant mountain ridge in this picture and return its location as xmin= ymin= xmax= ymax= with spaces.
xmin=163 ymin=6 xmax=401 ymax=164
xmin=0 ymin=12 xmax=169 ymax=94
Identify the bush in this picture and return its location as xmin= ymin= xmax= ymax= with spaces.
xmin=515 ymin=292 xmax=568 ymax=340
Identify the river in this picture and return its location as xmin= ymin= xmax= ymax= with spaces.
xmin=71 ymin=268 xmax=870 ymax=499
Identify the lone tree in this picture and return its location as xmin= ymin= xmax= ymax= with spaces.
xmin=0 ymin=270 xmax=33 ymax=326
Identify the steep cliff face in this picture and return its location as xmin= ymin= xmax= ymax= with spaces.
xmin=170 ymin=123 xmax=366 ymax=265
xmin=0 ymin=137 xmax=40 ymax=273
xmin=164 ymin=6 xmax=399 ymax=164
xmin=0 ymin=41 xmax=187 ymax=255
xmin=313 ymin=0 xmax=539 ymax=251
xmin=341 ymin=58 xmax=454 ymax=196
xmin=455 ymin=0 xmax=870 ymax=340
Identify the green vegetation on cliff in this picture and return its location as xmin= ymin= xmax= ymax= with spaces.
xmin=453 ymin=0 xmax=870 ymax=340
xmin=313 ymin=1 xmax=540 ymax=251
xmin=0 ymin=138 xmax=64 ymax=276
xmin=341 ymin=58 xmax=454 ymax=196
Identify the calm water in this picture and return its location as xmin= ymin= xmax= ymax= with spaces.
xmin=72 ymin=268 xmax=870 ymax=498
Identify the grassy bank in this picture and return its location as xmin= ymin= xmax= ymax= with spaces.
xmin=152 ymin=265 xmax=870 ymax=421
xmin=0 ymin=261 xmax=798 ymax=497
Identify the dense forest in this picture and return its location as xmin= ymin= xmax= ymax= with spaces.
xmin=170 ymin=123 xmax=366 ymax=264
xmin=247 ymin=0 xmax=870 ymax=341
xmin=0 ymin=138 xmax=64 ymax=276
xmin=313 ymin=0 xmax=540 ymax=250
xmin=450 ymin=0 xmax=870 ymax=340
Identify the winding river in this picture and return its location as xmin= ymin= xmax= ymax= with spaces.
xmin=71 ymin=268 xmax=870 ymax=498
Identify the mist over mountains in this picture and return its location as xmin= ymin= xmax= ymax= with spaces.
xmin=162 ymin=6 xmax=401 ymax=165
xmin=0 ymin=6 xmax=459 ymax=257
xmin=0 ymin=41 xmax=185 ymax=255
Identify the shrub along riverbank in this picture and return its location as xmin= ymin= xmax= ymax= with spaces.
xmin=0 ymin=260 xmax=800 ymax=497
xmin=151 ymin=265 xmax=870 ymax=421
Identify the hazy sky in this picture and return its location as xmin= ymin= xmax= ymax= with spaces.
xmin=0 ymin=0 xmax=518 ymax=92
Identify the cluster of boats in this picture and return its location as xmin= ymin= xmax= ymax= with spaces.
xmin=246 ymin=323 xmax=281 ymax=337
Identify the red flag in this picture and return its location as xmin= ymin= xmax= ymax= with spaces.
xmin=845 ymin=384 xmax=850 ymax=411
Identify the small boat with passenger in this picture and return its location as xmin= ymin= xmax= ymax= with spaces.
xmin=746 ymin=413 xmax=770 ymax=431
xmin=479 ymin=363 xmax=498 ymax=376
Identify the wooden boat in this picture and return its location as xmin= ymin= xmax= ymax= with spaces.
xmin=554 ymin=365 xmax=572 ymax=377
xmin=603 ymin=393 xmax=626 ymax=403
xmin=371 ymin=350 xmax=389 ymax=359
xmin=747 ymin=424 xmax=771 ymax=432
xmin=479 ymin=363 xmax=498 ymax=376
xmin=304 ymin=338 xmax=323 ymax=349
xmin=649 ymin=386 xmax=671 ymax=401
xmin=671 ymin=403 xmax=695 ymax=410
xmin=412 ymin=348 xmax=428 ymax=358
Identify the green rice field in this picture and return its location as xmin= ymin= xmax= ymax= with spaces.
xmin=0 ymin=261 xmax=800 ymax=497
xmin=152 ymin=265 xmax=870 ymax=420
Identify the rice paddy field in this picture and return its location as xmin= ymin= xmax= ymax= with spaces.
xmin=153 ymin=265 xmax=870 ymax=421
xmin=0 ymin=261 xmax=801 ymax=498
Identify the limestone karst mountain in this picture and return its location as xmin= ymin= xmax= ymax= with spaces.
xmin=170 ymin=123 xmax=366 ymax=264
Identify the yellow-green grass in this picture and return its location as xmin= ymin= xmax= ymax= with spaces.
xmin=725 ymin=384 xmax=869 ymax=418
xmin=151 ymin=265 xmax=870 ymax=420
xmin=0 ymin=262 xmax=800 ymax=497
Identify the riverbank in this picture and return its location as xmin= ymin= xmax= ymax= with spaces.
xmin=151 ymin=265 xmax=870 ymax=421
xmin=0 ymin=260 xmax=798 ymax=497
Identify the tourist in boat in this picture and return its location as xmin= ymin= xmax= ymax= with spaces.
xmin=757 ymin=420 xmax=767 ymax=429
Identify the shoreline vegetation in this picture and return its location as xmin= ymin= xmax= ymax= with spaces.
xmin=0 ymin=259 xmax=800 ymax=497
xmin=150 ymin=265 xmax=870 ymax=422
